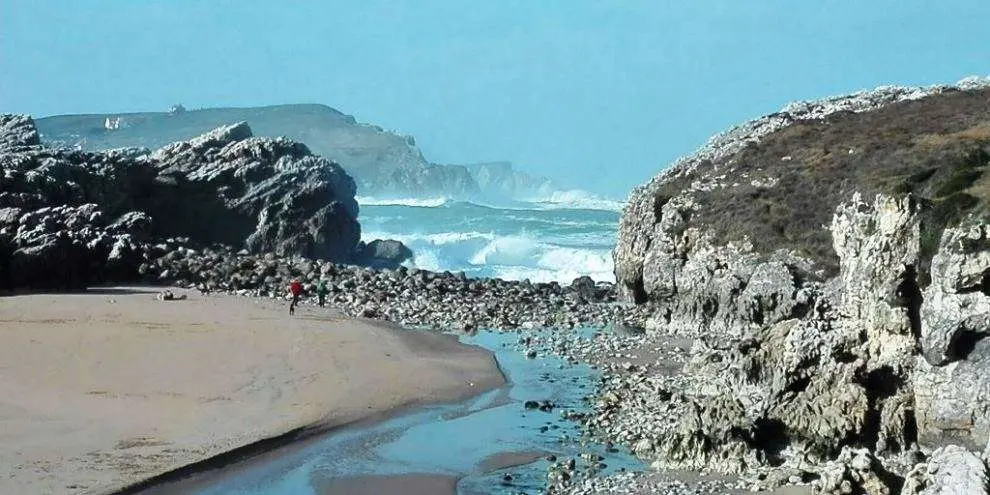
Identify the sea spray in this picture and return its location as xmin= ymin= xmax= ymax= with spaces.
xmin=358 ymin=199 xmax=620 ymax=283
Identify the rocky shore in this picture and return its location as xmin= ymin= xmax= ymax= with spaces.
xmin=7 ymin=78 xmax=990 ymax=495
xmin=558 ymin=77 xmax=990 ymax=495
xmin=0 ymin=114 xmax=412 ymax=292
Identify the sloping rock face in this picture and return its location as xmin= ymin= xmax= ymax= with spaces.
xmin=0 ymin=114 xmax=40 ymax=151
xmin=610 ymin=77 xmax=990 ymax=493
xmin=0 ymin=204 xmax=150 ymax=289
xmin=0 ymin=116 xmax=363 ymax=290
xmin=148 ymin=122 xmax=359 ymax=260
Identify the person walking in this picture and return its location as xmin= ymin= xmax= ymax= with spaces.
xmin=288 ymin=279 xmax=303 ymax=315
xmin=315 ymin=279 xmax=329 ymax=308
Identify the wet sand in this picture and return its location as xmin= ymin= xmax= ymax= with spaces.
xmin=0 ymin=287 xmax=504 ymax=495
xmin=478 ymin=451 xmax=546 ymax=473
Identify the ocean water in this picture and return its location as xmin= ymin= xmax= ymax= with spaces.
xmin=357 ymin=192 xmax=622 ymax=283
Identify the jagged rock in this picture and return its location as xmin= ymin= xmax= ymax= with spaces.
xmin=813 ymin=447 xmax=897 ymax=495
xmin=150 ymin=122 xmax=360 ymax=261
xmin=902 ymin=445 xmax=989 ymax=495
xmin=913 ymin=219 xmax=990 ymax=450
xmin=3 ymin=204 xmax=149 ymax=289
xmin=615 ymin=77 xmax=990 ymax=308
xmin=920 ymin=220 xmax=990 ymax=366
xmin=604 ymin=194 xmax=924 ymax=486
xmin=603 ymin=78 xmax=990 ymax=494
xmin=0 ymin=114 xmax=40 ymax=151
xmin=0 ymin=115 xmax=367 ymax=289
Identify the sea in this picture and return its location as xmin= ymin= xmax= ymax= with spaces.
xmin=357 ymin=190 xmax=623 ymax=284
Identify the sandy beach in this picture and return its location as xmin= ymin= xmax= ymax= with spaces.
xmin=0 ymin=287 xmax=504 ymax=495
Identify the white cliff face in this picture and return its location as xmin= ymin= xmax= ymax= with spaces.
xmin=914 ymin=220 xmax=990 ymax=453
xmin=920 ymin=221 xmax=990 ymax=366
xmin=609 ymin=195 xmax=924 ymax=477
xmin=831 ymin=194 xmax=920 ymax=371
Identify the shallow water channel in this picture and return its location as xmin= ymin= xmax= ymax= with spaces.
xmin=185 ymin=329 xmax=644 ymax=495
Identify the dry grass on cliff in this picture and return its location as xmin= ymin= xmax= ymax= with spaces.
xmin=654 ymin=88 xmax=990 ymax=279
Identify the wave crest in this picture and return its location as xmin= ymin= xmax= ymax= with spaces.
xmin=356 ymin=196 xmax=451 ymax=207
xmin=362 ymin=230 xmax=614 ymax=283
xmin=521 ymin=189 xmax=625 ymax=212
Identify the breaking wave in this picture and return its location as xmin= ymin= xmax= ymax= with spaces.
xmin=362 ymin=230 xmax=615 ymax=284
xmin=357 ymin=189 xmax=624 ymax=212
xmin=359 ymin=195 xmax=619 ymax=283
xmin=521 ymin=189 xmax=625 ymax=212
xmin=356 ymin=196 xmax=452 ymax=208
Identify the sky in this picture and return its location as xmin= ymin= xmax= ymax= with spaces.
xmin=1 ymin=1 xmax=989 ymax=197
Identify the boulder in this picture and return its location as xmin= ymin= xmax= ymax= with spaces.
xmin=902 ymin=445 xmax=989 ymax=495
xmin=356 ymin=239 xmax=413 ymax=269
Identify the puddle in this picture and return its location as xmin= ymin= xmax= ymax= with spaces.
xmin=185 ymin=329 xmax=644 ymax=494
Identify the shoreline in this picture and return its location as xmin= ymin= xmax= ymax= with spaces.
xmin=113 ymin=395 xmax=481 ymax=495
xmin=0 ymin=287 xmax=505 ymax=495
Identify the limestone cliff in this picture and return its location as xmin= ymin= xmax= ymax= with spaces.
xmin=611 ymin=77 xmax=990 ymax=493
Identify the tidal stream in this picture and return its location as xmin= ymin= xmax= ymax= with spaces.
xmin=163 ymin=330 xmax=643 ymax=494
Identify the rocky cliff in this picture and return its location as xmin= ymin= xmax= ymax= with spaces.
xmin=0 ymin=115 xmax=410 ymax=290
xmin=610 ymin=77 xmax=990 ymax=493
xmin=35 ymin=104 xmax=553 ymax=199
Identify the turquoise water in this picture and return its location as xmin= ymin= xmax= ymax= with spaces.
xmin=357 ymin=197 xmax=621 ymax=283
xmin=183 ymin=330 xmax=643 ymax=495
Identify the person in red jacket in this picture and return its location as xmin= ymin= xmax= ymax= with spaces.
xmin=288 ymin=279 xmax=303 ymax=315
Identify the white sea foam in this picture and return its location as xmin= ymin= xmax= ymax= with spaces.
xmin=522 ymin=189 xmax=626 ymax=212
xmin=358 ymin=189 xmax=624 ymax=212
xmin=356 ymin=196 xmax=451 ymax=207
xmin=363 ymin=229 xmax=615 ymax=283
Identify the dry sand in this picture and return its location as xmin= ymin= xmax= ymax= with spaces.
xmin=0 ymin=287 xmax=504 ymax=495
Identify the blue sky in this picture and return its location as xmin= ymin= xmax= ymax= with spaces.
xmin=1 ymin=1 xmax=988 ymax=196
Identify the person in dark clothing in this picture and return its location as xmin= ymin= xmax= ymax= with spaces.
xmin=315 ymin=279 xmax=329 ymax=308
xmin=288 ymin=279 xmax=303 ymax=315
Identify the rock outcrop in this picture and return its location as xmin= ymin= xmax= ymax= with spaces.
xmin=0 ymin=114 xmax=40 ymax=151
xmin=608 ymin=77 xmax=990 ymax=493
xmin=1 ymin=204 xmax=150 ymax=289
xmin=0 ymin=115 xmax=377 ymax=290
xmin=902 ymin=445 xmax=989 ymax=494
xmin=148 ymin=122 xmax=360 ymax=260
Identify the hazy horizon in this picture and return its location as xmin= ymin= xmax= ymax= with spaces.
xmin=3 ymin=1 xmax=989 ymax=196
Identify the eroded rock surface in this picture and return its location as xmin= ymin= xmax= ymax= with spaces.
xmin=0 ymin=115 xmax=372 ymax=289
xmin=602 ymin=77 xmax=990 ymax=494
